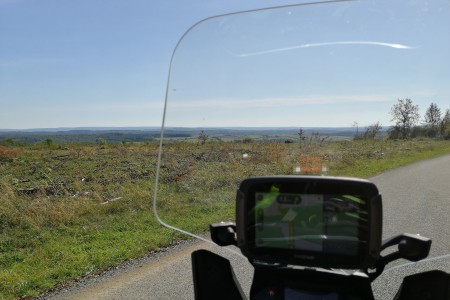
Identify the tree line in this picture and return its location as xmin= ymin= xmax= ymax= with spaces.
xmin=353 ymin=98 xmax=449 ymax=140
xmin=389 ymin=98 xmax=450 ymax=140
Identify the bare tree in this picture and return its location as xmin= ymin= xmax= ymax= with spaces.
xmin=424 ymin=102 xmax=442 ymax=137
xmin=298 ymin=128 xmax=306 ymax=144
xmin=363 ymin=122 xmax=383 ymax=140
xmin=198 ymin=130 xmax=209 ymax=145
xmin=440 ymin=109 xmax=450 ymax=139
xmin=390 ymin=98 xmax=420 ymax=139
xmin=352 ymin=121 xmax=361 ymax=140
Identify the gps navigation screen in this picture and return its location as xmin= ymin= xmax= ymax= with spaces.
xmin=254 ymin=191 xmax=367 ymax=255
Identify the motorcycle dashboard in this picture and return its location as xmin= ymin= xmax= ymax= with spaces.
xmin=254 ymin=288 xmax=339 ymax=300
xmin=236 ymin=176 xmax=382 ymax=269
xmin=253 ymin=287 xmax=365 ymax=300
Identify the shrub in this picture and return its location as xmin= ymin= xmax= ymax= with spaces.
xmin=0 ymin=145 xmax=20 ymax=161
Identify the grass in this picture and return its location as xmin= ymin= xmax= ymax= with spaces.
xmin=0 ymin=138 xmax=449 ymax=299
xmin=326 ymin=139 xmax=450 ymax=177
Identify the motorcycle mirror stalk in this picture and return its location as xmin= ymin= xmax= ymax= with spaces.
xmin=210 ymin=222 xmax=237 ymax=247
xmin=368 ymin=233 xmax=432 ymax=281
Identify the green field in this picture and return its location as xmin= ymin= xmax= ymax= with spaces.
xmin=1 ymin=138 xmax=450 ymax=299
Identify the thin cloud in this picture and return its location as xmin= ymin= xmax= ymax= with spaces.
xmin=238 ymin=41 xmax=417 ymax=57
xmin=167 ymin=94 xmax=394 ymax=109
xmin=0 ymin=0 xmax=21 ymax=5
xmin=0 ymin=58 xmax=66 ymax=68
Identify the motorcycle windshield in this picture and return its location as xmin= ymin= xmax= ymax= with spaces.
xmin=153 ymin=0 xmax=450 ymax=297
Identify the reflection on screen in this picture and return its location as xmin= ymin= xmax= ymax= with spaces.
xmin=285 ymin=288 xmax=339 ymax=300
xmin=253 ymin=287 xmax=362 ymax=300
xmin=254 ymin=191 xmax=367 ymax=255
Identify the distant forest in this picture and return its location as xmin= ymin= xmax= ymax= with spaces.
xmin=0 ymin=127 xmax=376 ymax=144
xmin=0 ymin=130 xmax=160 ymax=144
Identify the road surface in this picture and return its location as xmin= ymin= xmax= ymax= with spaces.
xmin=44 ymin=154 xmax=450 ymax=300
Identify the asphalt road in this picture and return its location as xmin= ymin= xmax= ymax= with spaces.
xmin=44 ymin=154 xmax=450 ymax=300
xmin=370 ymin=154 xmax=450 ymax=299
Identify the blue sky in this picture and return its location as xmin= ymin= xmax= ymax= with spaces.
xmin=0 ymin=0 xmax=303 ymax=129
xmin=1 ymin=0 xmax=449 ymax=129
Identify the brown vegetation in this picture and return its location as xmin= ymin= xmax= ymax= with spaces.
xmin=0 ymin=145 xmax=21 ymax=161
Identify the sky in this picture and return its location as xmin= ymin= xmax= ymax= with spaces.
xmin=1 ymin=0 xmax=449 ymax=129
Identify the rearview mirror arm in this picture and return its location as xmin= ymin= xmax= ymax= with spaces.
xmin=210 ymin=222 xmax=237 ymax=247
xmin=368 ymin=233 xmax=431 ymax=281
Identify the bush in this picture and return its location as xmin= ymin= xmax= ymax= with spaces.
xmin=0 ymin=145 xmax=20 ymax=161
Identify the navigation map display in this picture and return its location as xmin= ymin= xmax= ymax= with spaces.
xmin=236 ymin=176 xmax=382 ymax=268
xmin=253 ymin=191 xmax=367 ymax=255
